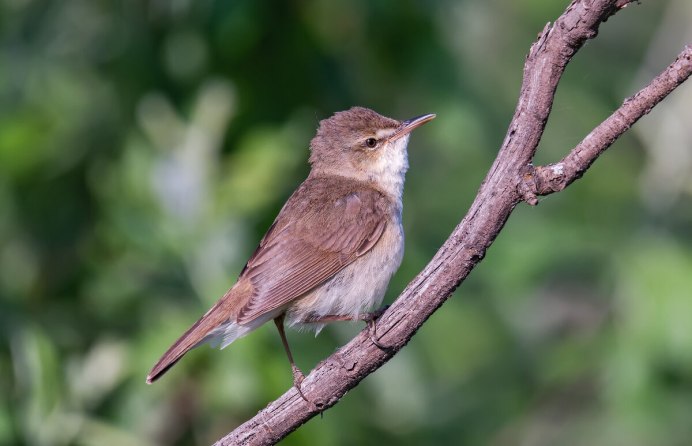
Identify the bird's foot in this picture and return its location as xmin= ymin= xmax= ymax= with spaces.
xmin=291 ymin=364 xmax=321 ymax=411
xmin=291 ymin=364 xmax=307 ymax=399
xmin=361 ymin=305 xmax=392 ymax=350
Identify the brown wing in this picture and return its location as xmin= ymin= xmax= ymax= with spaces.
xmin=236 ymin=179 xmax=389 ymax=324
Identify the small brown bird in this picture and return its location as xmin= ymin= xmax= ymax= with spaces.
xmin=146 ymin=107 xmax=435 ymax=393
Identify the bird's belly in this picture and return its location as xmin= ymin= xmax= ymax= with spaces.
xmin=286 ymin=222 xmax=404 ymax=329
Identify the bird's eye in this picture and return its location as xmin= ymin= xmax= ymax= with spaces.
xmin=365 ymin=138 xmax=378 ymax=148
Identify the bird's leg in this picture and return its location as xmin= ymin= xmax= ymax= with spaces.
xmin=273 ymin=315 xmax=311 ymax=404
xmin=301 ymin=305 xmax=392 ymax=350
xmin=361 ymin=305 xmax=391 ymax=350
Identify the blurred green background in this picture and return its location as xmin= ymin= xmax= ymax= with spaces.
xmin=1 ymin=0 xmax=691 ymax=445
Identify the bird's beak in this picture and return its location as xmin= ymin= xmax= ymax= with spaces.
xmin=389 ymin=113 xmax=436 ymax=142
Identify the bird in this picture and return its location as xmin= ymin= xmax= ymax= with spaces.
xmin=146 ymin=106 xmax=435 ymax=397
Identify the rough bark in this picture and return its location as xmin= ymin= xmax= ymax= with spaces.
xmin=214 ymin=1 xmax=692 ymax=444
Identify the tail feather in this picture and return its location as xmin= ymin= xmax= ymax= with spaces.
xmin=146 ymin=286 xmax=250 ymax=384
xmin=146 ymin=314 xmax=215 ymax=384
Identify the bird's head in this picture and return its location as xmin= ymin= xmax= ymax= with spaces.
xmin=309 ymin=107 xmax=435 ymax=197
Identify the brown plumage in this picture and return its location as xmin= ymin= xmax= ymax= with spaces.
xmin=146 ymin=107 xmax=435 ymax=388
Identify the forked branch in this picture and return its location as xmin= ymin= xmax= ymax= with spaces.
xmin=215 ymin=1 xmax=691 ymax=444
xmin=520 ymin=46 xmax=692 ymax=202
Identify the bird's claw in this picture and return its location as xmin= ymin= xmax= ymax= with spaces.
xmin=291 ymin=365 xmax=321 ymax=411
xmin=291 ymin=365 xmax=307 ymax=398
xmin=364 ymin=305 xmax=392 ymax=350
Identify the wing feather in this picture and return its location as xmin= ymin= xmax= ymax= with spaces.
xmin=236 ymin=180 xmax=390 ymax=324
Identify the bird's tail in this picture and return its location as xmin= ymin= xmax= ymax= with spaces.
xmin=146 ymin=286 xmax=254 ymax=384
xmin=146 ymin=315 xmax=214 ymax=383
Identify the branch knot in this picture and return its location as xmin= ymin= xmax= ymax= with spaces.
xmin=517 ymin=165 xmax=540 ymax=206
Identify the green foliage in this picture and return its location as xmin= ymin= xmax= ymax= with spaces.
xmin=1 ymin=0 xmax=691 ymax=445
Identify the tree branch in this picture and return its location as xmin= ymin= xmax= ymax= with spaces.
xmin=214 ymin=2 xmax=691 ymax=444
xmin=520 ymin=46 xmax=692 ymax=202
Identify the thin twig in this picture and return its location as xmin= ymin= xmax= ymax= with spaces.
xmin=520 ymin=45 xmax=692 ymax=201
